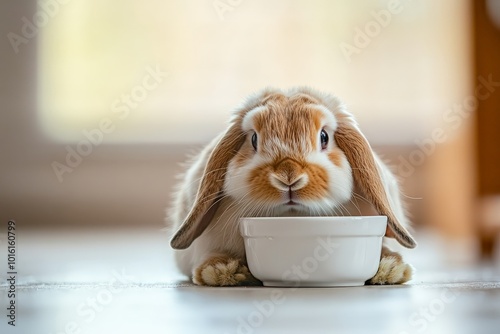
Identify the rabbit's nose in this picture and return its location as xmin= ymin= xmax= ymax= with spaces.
xmin=270 ymin=157 xmax=309 ymax=191
xmin=269 ymin=173 xmax=309 ymax=191
xmin=270 ymin=158 xmax=308 ymax=191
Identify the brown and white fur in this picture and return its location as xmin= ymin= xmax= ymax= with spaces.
xmin=168 ymin=87 xmax=416 ymax=286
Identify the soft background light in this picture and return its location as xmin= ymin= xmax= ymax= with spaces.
xmin=38 ymin=0 xmax=471 ymax=144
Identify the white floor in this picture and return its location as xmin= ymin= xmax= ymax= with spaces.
xmin=1 ymin=228 xmax=499 ymax=334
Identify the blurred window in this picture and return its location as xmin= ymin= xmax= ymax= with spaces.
xmin=39 ymin=0 xmax=470 ymax=144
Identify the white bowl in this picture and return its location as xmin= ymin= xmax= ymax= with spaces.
xmin=239 ymin=216 xmax=387 ymax=287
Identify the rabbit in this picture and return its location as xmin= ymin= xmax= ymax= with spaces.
xmin=167 ymin=87 xmax=417 ymax=286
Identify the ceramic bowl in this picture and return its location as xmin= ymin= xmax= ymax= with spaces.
xmin=239 ymin=216 xmax=387 ymax=287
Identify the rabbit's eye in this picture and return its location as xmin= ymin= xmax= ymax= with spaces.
xmin=320 ymin=129 xmax=329 ymax=150
xmin=252 ymin=132 xmax=258 ymax=151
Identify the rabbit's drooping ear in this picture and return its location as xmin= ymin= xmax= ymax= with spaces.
xmin=170 ymin=88 xmax=281 ymax=250
xmin=334 ymin=117 xmax=417 ymax=249
xmin=170 ymin=121 xmax=245 ymax=250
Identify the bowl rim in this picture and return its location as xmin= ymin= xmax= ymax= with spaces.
xmin=239 ymin=215 xmax=387 ymax=237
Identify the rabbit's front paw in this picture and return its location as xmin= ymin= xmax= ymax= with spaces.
xmin=193 ymin=255 xmax=261 ymax=286
xmin=367 ymin=247 xmax=413 ymax=285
